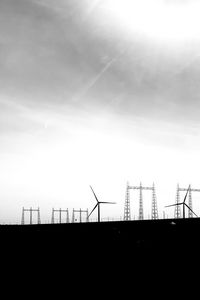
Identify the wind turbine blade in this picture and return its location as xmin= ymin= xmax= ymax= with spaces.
xmin=90 ymin=186 xmax=99 ymax=203
xmin=183 ymin=185 xmax=191 ymax=203
xmin=184 ymin=203 xmax=198 ymax=217
xmin=165 ymin=203 xmax=182 ymax=208
xmin=99 ymin=201 xmax=116 ymax=204
xmin=88 ymin=203 xmax=98 ymax=218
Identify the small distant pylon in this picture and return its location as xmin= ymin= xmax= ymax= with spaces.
xmin=174 ymin=184 xmax=181 ymax=218
xmin=21 ymin=207 xmax=41 ymax=224
xmin=21 ymin=207 xmax=25 ymax=225
xmin=72 ymin=208 xmax=75 ymax=223
xmin=139 ymin=182 xmax=143 ymax=220
xmin=124 ymin=182 xmax=131 ymax=220
xmin=151 ymin=183 xmax=158 ymax=219
xmin=66 ymin=209 xmax=70 ymax=223
xmin=72 ymin=208 xmax=89 ymax=223
xmin=37 ymin=207 xmax=41 ymax=224
xmin=51 ymin=208 xmax=69 ymax=224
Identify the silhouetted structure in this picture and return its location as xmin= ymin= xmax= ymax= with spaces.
xmin=166 ymin=185 xmax=198 ymax=218
xmin=124 ymin=181 xmax=131 ymax=221
xmin=72 ymin=208 xmax=89 ymax=223
xmin=124 ymin=182 xmax=159 ymax=220
xmin=175 ymin=184 xmax=181 ymax=218
xmin=88 ymin=186 xmax=116 ymax=222
xmin=51 ymin=208 xmax=69 ymax=224
xmin=152 ymin=183 xmax=159 ymax=220
xmin=21 ymin=207 xmax=41 ymax=224
xmin=177 ymin=185 xmax=200 ymax=218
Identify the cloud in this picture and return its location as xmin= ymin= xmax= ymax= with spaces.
xmin=0 ymin=0 xmax=200 ymax=126
xmin=0 ymin=0 xmax=119 ymax=102
xmin=1 ymin=0 xmax=200 ymax=140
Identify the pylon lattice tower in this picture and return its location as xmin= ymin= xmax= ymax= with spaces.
xmin=72 ymin=208 xmax=89 ymax=223
xmin=177 ymin=185 xmax=200 ymax=218
xmin=124 ymin=182 xmax=159 ymax=220
xmin=21 ymin=207 xmax=41 ymax=225
xmin=139 ymin=182 xmax=143 ymax=220
xmin=188 ymin=188 xmax=193 ymax=218
xmin=152 ymin=183 xmax=159 ymax=220
xmin=174 ymin=184 xmax=181 ymax=218
xmin=124 ymin=182 xmax=131 ymax=220
xmin=51 ymin=208 xmax=69 ymax=224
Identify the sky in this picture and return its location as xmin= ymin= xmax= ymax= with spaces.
xmin=1 ymin=0 xmax=200 ymax=223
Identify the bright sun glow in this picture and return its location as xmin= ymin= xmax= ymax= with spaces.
xmin=101 ymin=0 xmax=200 ymax=42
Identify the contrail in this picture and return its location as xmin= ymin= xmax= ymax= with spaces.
xmin=85 ymin=0 xmax=101 ymax=16
xmin=72 ymin=50 xmax=126 ymax=102
xmin=78 ymin=58 xmax=116 ymax=99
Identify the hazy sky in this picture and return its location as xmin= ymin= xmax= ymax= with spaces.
xmin=1 ymin=0 xmax=200 ymax=223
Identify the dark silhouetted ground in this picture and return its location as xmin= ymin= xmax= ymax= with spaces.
xmin=1 ymin=218 xmax=199 ymax=291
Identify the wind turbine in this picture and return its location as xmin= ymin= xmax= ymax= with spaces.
xmin=165 ymin=185 xmax=198 ymax=218
xmin=88 ymin=186 xmax=116 ymax=222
